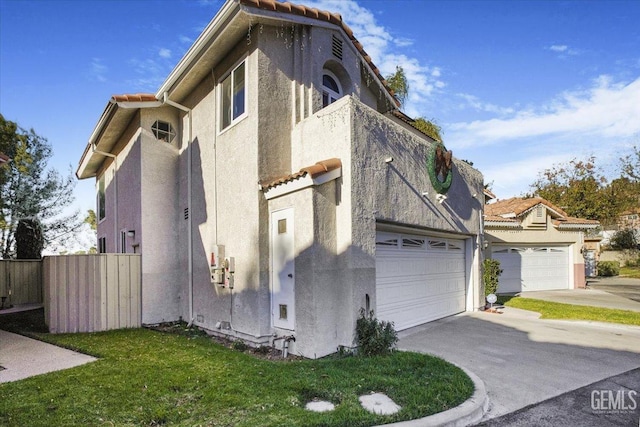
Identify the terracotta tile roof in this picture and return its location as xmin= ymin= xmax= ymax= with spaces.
xmin=0 ymin=152 xmax=9 ymax=163
xmin=111 ymin=93 xmax=158 ymax=103
xmin=553 ymin=217 xmax=600 ymax=226
xmin=484 ymin=197 xmax=569 ymax=219
xmin=485 ymin=196 xmax=599 ymax=227
xmin=261 ymin=158 xmax=341 ymax=190
xmin=240 ymin=0 xmax=400 ymax=107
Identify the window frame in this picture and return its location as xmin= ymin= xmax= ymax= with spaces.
xmin=97 ymin=175 xmax=106 ymax=222
xmin=151 ymin=120 xmax=176 ymax=143
xmin=218 ymin=59 xmax=247 ymax=133
xmin=322 ymin=70 xmax=342 ymax=108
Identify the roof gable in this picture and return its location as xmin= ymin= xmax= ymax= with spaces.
xmin=484 ymin=197 xmax=599 ymax=230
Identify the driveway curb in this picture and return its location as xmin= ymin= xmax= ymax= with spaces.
xmin=376 ymin=366 xmax=488 ymax=427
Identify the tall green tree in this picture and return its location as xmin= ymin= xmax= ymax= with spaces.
xmin=528 ymin=156 xmax=635 ymax=225
xmin=0 ymin=114 xmax=81 ymax=258
xmin=385 ymin=66 xmax=443 ymax=142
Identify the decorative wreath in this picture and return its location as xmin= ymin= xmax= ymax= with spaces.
xmin=427 ymin=142 xmax=453 ymax=194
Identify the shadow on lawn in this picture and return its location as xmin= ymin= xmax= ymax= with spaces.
xmin=0 ymin=308 xmax=48 ymax=335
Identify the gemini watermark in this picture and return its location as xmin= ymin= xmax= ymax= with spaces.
xmin=591 ymin=389 xmax=638 ymax=415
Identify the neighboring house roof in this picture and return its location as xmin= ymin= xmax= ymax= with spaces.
xmin=484 ymin=197 xmax=599 ymax=229
xmin=0 ymin=152 xmax=9 ymax=164
xmin=261 ymin=158 xmax=342 ymax=200
xmin=77 ymin=0 xmax=399 ymax=180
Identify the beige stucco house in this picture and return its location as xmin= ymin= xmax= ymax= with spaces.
xmin=76 ymin=0 xmax=484 ymax=358
xmin=484 ymin=197 xmax=599 ymax=293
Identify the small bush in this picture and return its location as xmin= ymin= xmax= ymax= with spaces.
xmin=598 ymin=261 xmax=620 ymax=277
xmin=483 ymin=258 xmax=502 ymax=296
xmin=355 ymin=308 xmax=398 ymax=356
xmin=231 ymin=340 xmax=248 ymax=352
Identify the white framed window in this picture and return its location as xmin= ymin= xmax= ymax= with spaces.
xmin=97 ymin=176 xmax=106 ymax=222
xmin=322 ymin=70 xmax=342 ymax=107
xmin=219 ymin=60 xmax=246 ymax=131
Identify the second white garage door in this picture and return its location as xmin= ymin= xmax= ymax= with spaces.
xmin=375 ymin=232 xmax=466 ymax=331
xmin=492 ymin=245 xmax=570 ymax=293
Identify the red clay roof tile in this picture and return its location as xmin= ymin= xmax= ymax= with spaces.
xmin=261 ymin=158 xmax=341 ymax=190
xmin=485 ymin=197 xmax=599 ymax=226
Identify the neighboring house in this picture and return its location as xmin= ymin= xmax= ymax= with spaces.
xmin=76 ymin=0 xmax=484 ymax=358
xmin=617 ymin=208 xmax=640 ymax=230
xmin=484 ymin=197 xmax=599 ymax=293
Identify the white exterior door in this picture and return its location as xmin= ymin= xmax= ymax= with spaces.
xmin=375 ymin=232 xmax=466 ymax=331
xmin=492 ymin=246 xmax=570 ymax=293
xmin=270 ymin=208 xmax=295 ymax=330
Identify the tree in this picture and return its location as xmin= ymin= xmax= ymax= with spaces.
xmin=609 ymin=229 xmax=638 ymax=250
xmin=15 ymin=218 xmax=44 ymax=259
xmin=386 ymin=65 xmax=409 ymax=106
xmin=413 ymin=117 xmax=443 ymax=142
xmin=620 ymin=145 xmax=640 ymax=182
xmin=528 ymin=156 xmax=619 ymax=223
xmin=0 ymin=114 xmax=82 ymax=258
xmin=84 ymin=209 xmax=97 ymax=231
xmin=386 ymin=66 xmax=443 ymax=142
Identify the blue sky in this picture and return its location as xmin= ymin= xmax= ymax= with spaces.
xmin=1 ymin=0 xmax=639 ymax=249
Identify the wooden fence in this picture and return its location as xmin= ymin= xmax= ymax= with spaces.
xmin=0 ymin=260 xmax=43 ymax=307
xmin=43 ymin=254 xmax=141 ymax=333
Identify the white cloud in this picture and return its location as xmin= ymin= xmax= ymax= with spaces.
xmin=89 ymin=58 xmax=107 ymax=83
xmin=159 ymin=48 xmax=172 ymax=59
xmin=448 ymin=75 xmax=640 ymax=148
xmin=456 ymin=93 xmax=515 ymax=116
xmin=549 ymin=44 xmax=568 ymax=52
xmin=547 ymin=44 xmax=579 ymax=56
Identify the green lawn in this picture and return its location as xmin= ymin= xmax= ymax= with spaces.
xmin=501 ymin=297 xmax=640 ymax=326
xmin=620 ymin=265 xmax=640 ymax=279
xmin=0 ymin=327 xmax=473 ymax=427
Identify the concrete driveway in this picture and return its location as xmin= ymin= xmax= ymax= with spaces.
xmin=398 ymin=307 xmax=640 ymax=422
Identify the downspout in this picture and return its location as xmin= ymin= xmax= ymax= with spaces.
xmin=162 ymin=93 xmax=194 ymax=326
xmin=92 ymin=144 xmax=117 ymax=250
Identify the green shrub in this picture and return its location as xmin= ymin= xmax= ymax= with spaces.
xmin=483 ymin=258 xmax=502 ymax=296
xmin=598 ymin=261 xmax=620 ymax=277
xmin=610 ymin=229 xmax=638 ymax=250
xmin=355 ymin=308 xmax=398 ymax=356
xmin=231 ymin=340 xmax=248 ymax=352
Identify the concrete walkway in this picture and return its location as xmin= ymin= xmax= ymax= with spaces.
xmin=398 ymin=307 xmax=640 ymax=422
xmin=0 ymin=329 xmax=96 ymax=383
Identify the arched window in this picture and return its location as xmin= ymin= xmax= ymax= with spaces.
xmin=322 ymin=70 xmax=342 ymax=107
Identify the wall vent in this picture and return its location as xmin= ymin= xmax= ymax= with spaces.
xmin=184 ymin=207 xmax=190 ymax=220
xmin=332 ymin=35 xmax=343 ymax=61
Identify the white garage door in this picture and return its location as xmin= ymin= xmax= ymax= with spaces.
xmin=492 ymin=246 xmax=570 ymax=293
xmin=375 ymin=232 xmax=466 ymax=331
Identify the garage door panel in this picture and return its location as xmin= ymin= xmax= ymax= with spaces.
xmin=375 ymin=232 xmax=467 ymax=331
xmin=493 ymin=246 xmax=569 ymax=292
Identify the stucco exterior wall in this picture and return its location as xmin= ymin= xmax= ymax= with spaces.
xmin=139 ymin=108 xmax=181 ymax=323
xmin=288 ymin=97 xmax=484 ymax=355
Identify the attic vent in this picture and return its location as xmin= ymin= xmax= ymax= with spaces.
xmin=332 ymin=35 xmax=343 ymax=60
xmin=532 ymin=205 xmax=546 ymax=224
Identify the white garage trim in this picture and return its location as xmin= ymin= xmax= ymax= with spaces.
xmin=492 ymin=245 xmax=570 ymax=293
xmin=375 ymin=232 xmax=467 ymax=331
